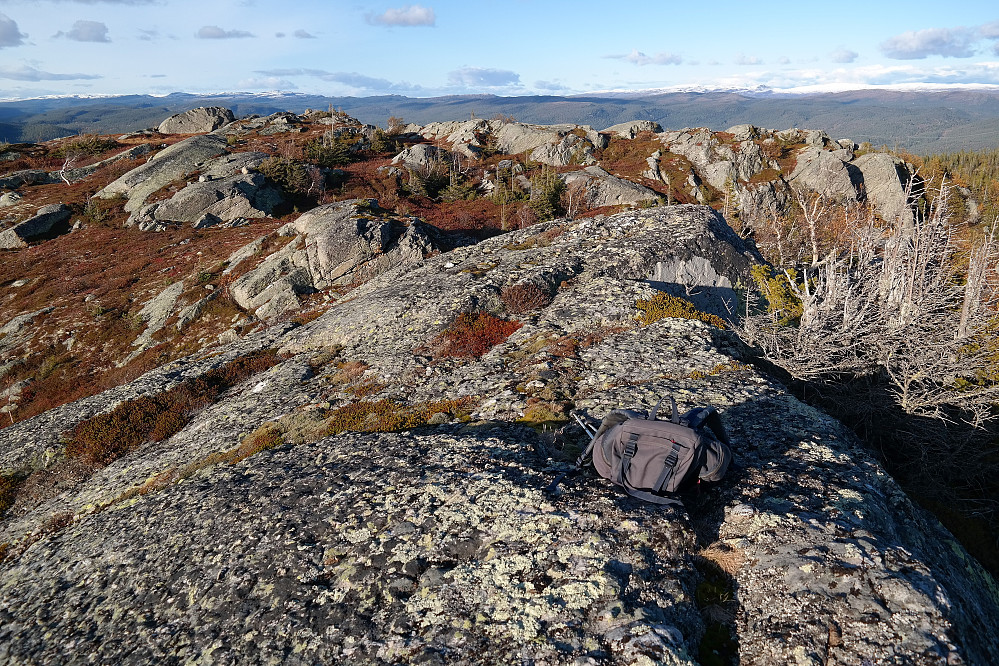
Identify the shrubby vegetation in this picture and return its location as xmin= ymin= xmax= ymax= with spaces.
xmin=736 ymin=178 xmax=999 ymax=571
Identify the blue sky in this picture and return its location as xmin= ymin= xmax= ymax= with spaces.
xmin=0 ymin=0 xmax=998 ymax=99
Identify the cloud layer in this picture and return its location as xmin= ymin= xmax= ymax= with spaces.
xmin=366 ymin=5 xmax=435 ymax=27
xmin=56 ymin=20 xmax=111 ymax=42
xmin=196 ymin=26 xmax=254 ymax=39
xmin=608 ymin=49 xmax=682 ymax=66
xmin=0 ymin=64 xmax=101 ymax=81
xmin=880 ymin=26 xmax=977 ymax=59
xmin=447 ymin=67 xmax=519 ymax=87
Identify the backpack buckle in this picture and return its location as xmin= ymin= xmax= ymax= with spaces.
xmin=624 ymin=432 xmax=639 ymax=458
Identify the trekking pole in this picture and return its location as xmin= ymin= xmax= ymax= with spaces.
xmin=573 ymin=412 xmax=597 ymax=440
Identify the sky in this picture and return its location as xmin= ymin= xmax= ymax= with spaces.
xmin=0 ymin=0 xmax=998 ymax=100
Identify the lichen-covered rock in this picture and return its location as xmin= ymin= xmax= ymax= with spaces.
xmin=391 ymin=143 xmax=449 ymax=171
xmin=228 ymin=200 xmax=452 ymax=319
xmin=0 ymin=203 xmax=72 ymax=249
xmin=562 ymin=165 xmax=659 ymax=207
xmin=132 ymin=172 xmax=283 ymax=230
xmin=96 ymin=134 xmax=230 ymax=214
xmin=789 ymin=147 xmax=861 ymax=200
xmin=602 ymin=120 xmax=662 ymax=138
xmin=158 ymin=106 xmax=235 ymax=134
xmin=1 ymin=204 xmax=998 ymax=665
xmin=853 ymin=152 xmax=918 ymax=228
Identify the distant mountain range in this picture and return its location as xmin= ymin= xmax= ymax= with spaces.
xmin=2 ymin=88 xmax=998 ymax=154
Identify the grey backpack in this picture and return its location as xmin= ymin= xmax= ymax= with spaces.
xmin=551 ymin=397 xmax=732 ymax=506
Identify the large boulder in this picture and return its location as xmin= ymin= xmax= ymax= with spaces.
xmin=419 ymin=119 xmax=490 ymax=159
xmin=229 ymin=200 xmax=451 ymax=319
xmin=562 ymin=165 xmax=659 ymax=208
xmin=0 ymin=169 xmax=56 ymax=190
xmin=853 ymin=152 xmax=918 ymax=227
xmin=391 ymin=143 xmax=449 ymax=171
xmin=131 ymin=173 xmax=284 ymax=230
xmin=789 ymin=147 xmax=861 ymax=200
xmin=0 ymin=204 xmax=72 ymax=249
xmin=602 ymin=119 xmax=662 ymax=138
xmin=96 ymin=134 xmax=230 ymax=214
xmin=493 ymin=122 xmax=596 ymax=166
xmin=158 ymin=107 xmax=235 ymax=135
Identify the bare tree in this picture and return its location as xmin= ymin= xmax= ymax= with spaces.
xmin=738 ymin=178 xmax=999 ymax=426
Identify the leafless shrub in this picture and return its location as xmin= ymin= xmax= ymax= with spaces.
xmin=737 ymin=177 xmax=999 ymax=427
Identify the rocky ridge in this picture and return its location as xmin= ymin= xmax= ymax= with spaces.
xmin=1 ymin=107 xmax=997 ymax=664
xmin=1 ymin=201 xmax=998 ymax=664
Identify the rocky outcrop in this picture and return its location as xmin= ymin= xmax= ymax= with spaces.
xmin=2 ymin=205 xmax=998 ymax=663
xmin=391 ymin=143 xmax=449 ymax=171
xmin=96 ymin=134 xmax=230 ymax=214
xmin=0 ymin=204 xmax=72 ymax=249
xmin=494 ymin=122 xmax=597 ymax=166
xmin=853 ymin=152 xmax=918 ymax=227
xmin=602 ymin=119 xmax=662 ymax=138
xmin=0 ymin=169 xmax=55 ymax=190
xmin=789 ymin=147 xmax=861 ymax=200
xmin=158 ymin=106 xmax=235 ymax=134
xmin=131 ymin=173 xmax=284 ymax=230
xmin=562 ymin=165 xmax=659 ymax=207
xmin=418 ymin=119 xmax=490 ymax=159
xmin=228 ymin=200 xmax=452 ymax=319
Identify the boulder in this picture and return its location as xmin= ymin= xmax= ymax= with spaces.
xmin=601 ymin=120 xmax=662 ymax=139
xmin=391 ymin=143 xmax=449 ymax=171
xmin=0 ymin=204 xmax=72 ymax=249
xmin=725 ymin=124 xmax=761 ymax=141
xmin=419 ymin=119 xmax=489 ymax=159
xmin=131 ymin=173 xmax=283 ymax=230
xmin=292 ymin=201 xmax=446 ymax=289
xmin=562 ymin=166 xmax=659 ymax=208
xmin=229 ymin=200 xmax=451 ymax=318
xmin=96 ymin=134 xmax=230 ymax=214
xmin=852 ymin=152 xmax=918 ymax=227
xmin=661 ymin=129 xmax=735 ymax=190
xmin=200 ymin=151 xmax=269 ymax=179
xmin=789 ymin=147 xmax=860 ymax=200
xmin=0 ymin=192 xmax=22 ymax=208
xmin=494 ymin=122 xmax=579 ymax=157
xmin=0 ymin=169 xmax=56 ymax=190
xmin=529 ymin=132 xmax=594 ymax=167
xmin=158 ymin=107 xmax=235 ymax=135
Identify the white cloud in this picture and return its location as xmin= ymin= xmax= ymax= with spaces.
xmin=254 ymin=67 xmax=420 ymax=92
xmin=736 ymin=54 xmax=763 ymax=65
xmin=534 ymin=80 xmax=568 ymax=91
xmin=607 ymin=49 xmax=682 ymax=66
xmin=55 ymin=20 xmax=110 ymax=42
xmin=447 ymin=67 xmax=520 ymax=87
xmin=366 ymin=5 xmax=435 ymax=27
xmin=0 ymin=63 xmax=101 ymax=81
xmin=0 ymin=12 xmax=26 ymax=48
xmin=293 ymin=29 xmax=315 ymax=39
xmin=831 ymin=48 xmax=858 ymax=63
xmin=238 ymin=76 xmax=297 ymax=90
xmin=981 ymin=21 xmax=999 ymax=39
xmin=880 ymin=26 xmax=977 ymax=59
xmin=778 ymin=56 xmax=791 ymax=65
xmin=196 ymin=26 xmax=254 ymax=39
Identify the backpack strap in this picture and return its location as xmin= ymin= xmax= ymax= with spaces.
xmin=648 ymin=396 xmax=679 ymax=423
xmin=622 ymin=487 xmax=684 ymax=507
xmin=652 ymin=440 xmax=684 ymax=492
